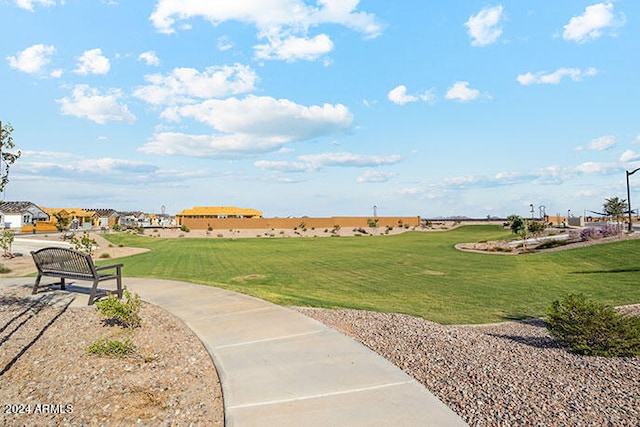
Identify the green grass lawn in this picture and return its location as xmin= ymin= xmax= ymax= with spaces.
xmin=101 ymin=225 xmax=640 ymax=324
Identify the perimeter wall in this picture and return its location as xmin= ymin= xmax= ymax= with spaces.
xmin=177 ymin=216 xmax=421 ymax=230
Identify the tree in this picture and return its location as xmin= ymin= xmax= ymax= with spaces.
xmin=527 ymin=220 xmax=547 ymax=238
xmin=52 ymin=211 xmax=71 ymax=232
xmin=603 ymin=196 xmax=627 ymax=230
xmin=0 ymin=121 xmax=22 ymax=193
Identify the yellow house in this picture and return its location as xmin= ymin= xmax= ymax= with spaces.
xmin=42 ymin=208 xmax=100 ymax=230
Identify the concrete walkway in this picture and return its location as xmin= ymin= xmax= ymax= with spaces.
xmin=0 ymin=277 xmax=467 ymax=426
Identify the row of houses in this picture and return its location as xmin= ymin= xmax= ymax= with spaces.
xmin=0 ymin=201 xmax=175 ymax=232
xmin=2 ymin=202 xmax=422 ymax=233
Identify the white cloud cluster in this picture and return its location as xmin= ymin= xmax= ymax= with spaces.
xmin=517 ymin=67 xmax=597 ymax=85
xmin=57 ymin=85 xmax=136 ymax=124
xmin=15 ymin=0 xmax=55 ymax=11
xmin=387 ymin=85 xmax=435 ymax=106
xmin=445 ymin=81 xmax=482 ymax=102
xmin=134 ymin=64 xmax=258 ymax=105
xmin=465 ymin=5 xmax=504 ymax=47
xmin=143 ymin=96 xmax=353 ymax=157
xmin=255 ymin=152 xmax=401 ymax=173
xmin=562 ymin=2 xmax=624 ymax=43
xmin=620 ymin=150 xmax=640 ymax=163
xmin=400 ymin=160 xmax=622 ymax=200
xmin=149 ymin=0 xmax=383 ymax=61
xmin=356 ymin=170 xmax=397 ymax=183
xmin=6 ymin=44 xmax=60 ymax=76
xmin=138 ymin=51 xmax=160 ymax=66
xmin=576 ymin=135 xmax=616 ymax=151
xmin=75 ymin=48 xmax=110 ymax=75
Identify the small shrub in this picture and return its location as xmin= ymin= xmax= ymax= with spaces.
xmin=95 ymin=288 xmax=142 ymax=329
xmin=99 ymin=253 xmax=111 ymax=259
xmin=180 ymin=224 xmax=190 ymax=232
xmin=580 ymin=227 xmax=601 ymax=241
xmin=112 ymin=224 xmax=121 ymax=231
xmin=546 ymin=293 xmax=640 ymax=357
xmin=69 ymin=231 xmax=97 ymax=255
xmin=87 ymin=336 xmax=136 ymax=358
xmin=600 ymin=223 xmax=621 ymax=238
xmin=0 ymin=265 xmax=11 ymax=273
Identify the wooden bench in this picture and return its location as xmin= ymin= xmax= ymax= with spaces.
xmin=31 ymin=247 xmax=123 ymax=305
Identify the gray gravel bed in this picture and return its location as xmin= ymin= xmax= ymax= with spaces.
xmin=294 ymin=306 xmax=640 ymax=426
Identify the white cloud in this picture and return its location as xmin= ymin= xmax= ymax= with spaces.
xmin=576 ymin=135 xmax=615 ymax=151
xmin=517 ymin=67 xmax=597 ymax=85
xmin=573 ymin=161 xmax=618 ymax=175
xmin=357 ymin=170 xmax=397 ymax=183
xmin=255 ymin=152 xmax=401 ymax=173
xmin=388 ymin=85 xmax=415 ymax=105
xmin=217 ymin=36 xmax=234 ymax=51
xmin=465 ymin=5 xmax=504 ymax=47
xmin=164 ymin=95 xmax=353 ymax=141
xmin=134 ymin=64 xmax=257 ymax=105
xmin=140 ymin=132 xmax=287 ymax=158
xmin=15 ymin=0 xmax=55 ymax=11
xmin=562 ymin=2 xmax=624 ymax=43
xmin=7 ymin=44 xmax=57 ymax=75
xmin=138 ymin=50 xmax=160 ymax=66
xmin=388 ymin=85 xmax=436 ymax=105
xmin=620 ymin=150 xmax=640 ymax=163
xmin=75 ymin=48 xmax=110 ymax=75
xmin=149 ymin=0 xmax=383 ymax=61
xmin=298 ymin=152 xmax=401 ymax=168
xmin=141 ymin=96 xmax=353 ymax=158
xmin=255 ymin=33 xmax=334 ymax=62
xmin=445 ymin=81 xmax=481 ymax=102
xmin=57 ymin=85 xmax=136 ymax=124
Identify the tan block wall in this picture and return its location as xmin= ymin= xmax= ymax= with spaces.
xmin=177 ymin=216 xmax=421 ymax=230
xmin=20 ymin=221 xmax=59 ymax=233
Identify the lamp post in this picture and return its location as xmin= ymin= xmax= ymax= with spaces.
xmin=626 ymin=167 xmax=640 ymax=232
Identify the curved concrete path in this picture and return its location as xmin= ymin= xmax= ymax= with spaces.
xmin=0 ymin=277 xmax=467 ymax=426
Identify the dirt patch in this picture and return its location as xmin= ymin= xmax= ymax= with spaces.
xmin=0 ymin=285 xmax=224 ymax=426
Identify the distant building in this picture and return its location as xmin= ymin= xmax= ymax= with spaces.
xmin=176 ymin=206 xmax=263 ymax=226
xmin=42 ymin=208 xmax=100 ymax=230
xmin=0 ymin=201 xmax=49 ymax=229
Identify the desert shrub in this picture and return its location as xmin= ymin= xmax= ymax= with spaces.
xmin=580 ymin=227 xmax=601 ymax=241
xmin=180 ymin=224 xmax=190 ymax=232
xmin=112 ymin=224 xmax=121 ymax=231
xmin=546 ymin=294 xmax=640 ymax=357
xmin=70 ymin=231 xmax=97 ymax=255
xmin=95 ymin=288 xmax=142 ymax=328
xmin=99 ymin=253 xmax=111 ymax=259
xmin=600 ymin=223 xmax=621 ymax=238
xmin=87 ymin=336 xmax=136 ymax=358
xmin=0 ymin=265 xmax=11 ymax=273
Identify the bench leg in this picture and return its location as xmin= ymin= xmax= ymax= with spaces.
xmin=88 ymin=279 xmax=99 ymax=305
xmin=60 ymin=277 xmax=66 ymax=291
xmin=116 ymin=267 xmax=123 ymax=299
xmin=32 ymin=274 xmax=43 ymax=294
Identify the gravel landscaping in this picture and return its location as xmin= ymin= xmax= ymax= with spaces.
xmin=295 ymin=306 xmax=640 ymax=426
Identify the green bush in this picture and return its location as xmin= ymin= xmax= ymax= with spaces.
xmin=546 ymin=294 xmax=640 ymax=357
xmin=94 ymin=288 xmax=142 ymax=328
xmin=87 ymin=336 xmax=136 ymax=358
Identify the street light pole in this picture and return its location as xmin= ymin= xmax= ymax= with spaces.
xmin=626 ymin=167 xmax=640 ymax=232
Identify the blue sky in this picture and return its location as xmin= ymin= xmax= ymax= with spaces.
xmin=1 ymin=1 xmax=639 ymax=218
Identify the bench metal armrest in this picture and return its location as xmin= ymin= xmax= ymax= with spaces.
xmin=95 ymin=263 xmax=124 ymax=272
